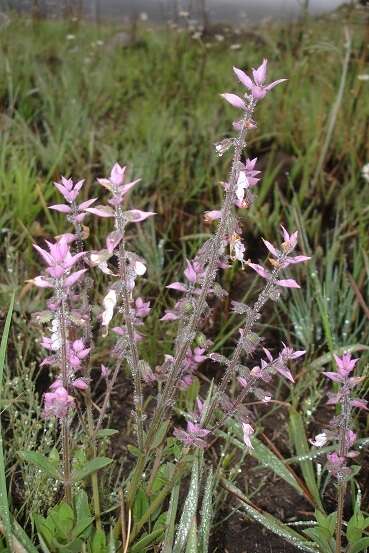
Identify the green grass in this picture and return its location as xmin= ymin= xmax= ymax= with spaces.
xmin=0 ymin=5 xmax=368 ymax=550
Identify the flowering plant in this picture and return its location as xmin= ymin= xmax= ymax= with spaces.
xmin=20 ymin=59 xmax=323 ymax=552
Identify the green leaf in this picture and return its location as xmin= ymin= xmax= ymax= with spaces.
xmin=19 ymin=450 xmax=60 ymax=479
xmin=173 ymin=456 xmax=200 ymax=553
xmin=304 ymin=527 xmax=334 ymax=552
xmin=133 ymin=488 xmax=149 ymax=523
xmin=0 ymin=294 xmax=14 ymax=550
xmin=161 ymin=483 xmax=180 ymax=553
xmin=150 ymin=420 xmax=170 ymax=450
xmin=51 ymin=502 xmax=75 ymax=537
xmin=347 ymin=514 xmax=364 ymax=544
xmin=95 ymin=429 xmax=119 ymax=440
xmin=91 ymin=529 xmax=106 ymax=553
xmin=219 ymin=426 xmax=304 ymax=497
xmin=349 ymin=537 xmax=369 ymax=553
xmin=199 ymin=468 xmax=213 ymax=553
xmin=72 ymin=457 xmax=113 ymax=482
xmin=221 ymin=479 xmax=319 ymax=553
xmin=130 ymin=528 xmax=164 ymax=553
xmin=185 ymin=517 xmax=198 ymax=553
xmin=289 ymin=410 xmax=324 ymax=511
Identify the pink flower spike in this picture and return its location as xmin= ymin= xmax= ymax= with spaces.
xmin=220 ymin=93 xmax=246 ymax=110
xmin=44 ymin=386 xmax=74 ymax=419
xmin=334 ymin=353 xmax=358 ymax=376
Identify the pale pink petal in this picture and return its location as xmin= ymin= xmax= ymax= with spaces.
xmin=233 ymin=66 xmax=253 ymax=90
xmin=85 ymin=205 xmax=115 ymax=217
xmin=63 ymin=269 xmax=87 ymax=288
xmin=125 ymin=209 xmax=156 ymax=223
xmin=262 ymin=239 xmax=279 ymax=257
xmin=49 ymin=204 xmax=72 ymax=213
xmin=252 ymin=59 xmax=268 ymax=85
xmin=248 ymin=263 xmax=270 ymax=279
xmin=79 ymin=198 xmax=97 ymax=210
xmin=277 ymin=278 xmax=300 ymax=288
xmin=220 ymin=93 xmax=246 ymax=110
xmin=166 ymin=282 xmax=187 ymax=292
xmin=265 ymin=79 xmax=287 ymax=91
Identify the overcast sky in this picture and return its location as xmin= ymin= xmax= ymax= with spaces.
xmin=6 ymin=0 xmax=348 ymax=22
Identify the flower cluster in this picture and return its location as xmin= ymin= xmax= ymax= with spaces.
xmin=310 ymin=353 xmax=367 ymax=479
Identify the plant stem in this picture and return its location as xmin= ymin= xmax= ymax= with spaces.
xmin=335 ymin=481 xmax=346 ymax=553
xmin=116 ymin=215 xmax=144 ymax=451
xmin=58 ymin=294 xmax=72 ymax=505
xmin=204 ymin=264 xmax=283 ymax=427
xmin=335 ymin=380 xmax=351 ymax=553
xmin=86 ymin=393 xmax=101 ymax=529
xmin=126 ymin=103 xmax=255 ymax=507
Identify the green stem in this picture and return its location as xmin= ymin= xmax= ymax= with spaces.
xmin=86 ymin=393 xmax=101 ymax=530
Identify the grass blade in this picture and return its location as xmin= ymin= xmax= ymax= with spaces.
xmin=0 ymin=293 xmax=15 ymax=549
xmin=289 ymin=409 xmax=324 ymax=512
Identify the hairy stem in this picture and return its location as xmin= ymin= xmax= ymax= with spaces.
xmin=58 ymin=294 xmax=72 ymax=505
xmin=126 ymin=104 xmax=255 ymax=507
xmin=335 ymin=381 xmax=351 ymax=553
xmin=116 ymin=211 xmax=144 ymax=450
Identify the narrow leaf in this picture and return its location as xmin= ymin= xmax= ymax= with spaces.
xmin=221 ymin=479 xmax=319 ymax=553
xmin=289 ymin=410 xmax=324 ymax=511
xmin=173 ymin=457 xmax=199 ymax=553
xmin=18 ymin=451 xmax=60 ymax=480
xmin=72 ymin=457 xmax=113 ymax=482
xmin=0 ymin=294 xmax=15 ymax=549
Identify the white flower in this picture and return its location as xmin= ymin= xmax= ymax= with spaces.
xmin=361 ymin=163 xmax=369 ymax=183
xmin=309 ymin=432 xmax=327 ymax=448
xmin=235 ymin=171 xmax=249 ymax=201
xmin=102 ymin=290 xmax=117 ymax=336
xmin=50 ymin=318 xmax=61 ymax=351
xmin=242 ymin=423 xmax=254 ymax=448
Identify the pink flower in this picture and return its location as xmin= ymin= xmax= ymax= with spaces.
xmin=241 ymin=422 xmax=254 ymax=448
xmin=233 ymin=59 xmax=286 ymax=101
xmin=101 ymin=364 xmax=110 ymax=378
xmin=248 ymin=262 xmax=300 ymax=289
xmin=97 ymin=163 xmax=140 ymax=205
xmin=184 ymin=259 xmax=206 ymax=284
xmin=72 ymin=378 xmax=89 ymax=390
xmin=235 ymin=158 xmax=261 ymax=205
xmin=33 ymin=235 xmax=85 ymax=280
xmin=53 ymin=177 xmax=85 ymax=203
xmin=334 ymin=353 xmax=359 ymax=377
xmin=173 ymin=421 xmax=210 ymax=448
xmin=44 ymin=386 xmax=74 ymax=418
xmin=134 ymin=297 xmax=151 ymax=318
xmin=204 ymin=210 xmax=222 ymax=223
xmin=49 ymin=198 xmax=97 ymax=224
